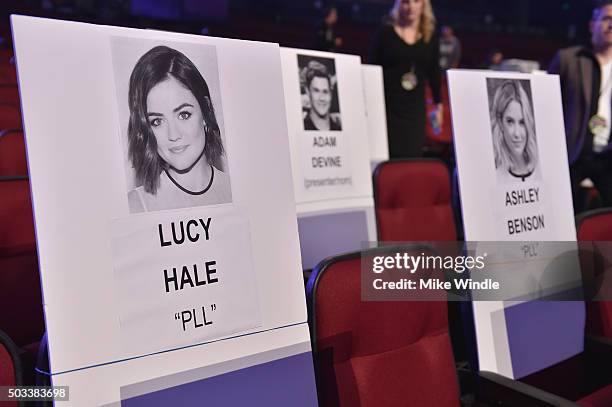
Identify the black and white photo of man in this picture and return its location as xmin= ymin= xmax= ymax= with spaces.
xmin=298 ymin=55 xmax=342 ymax=131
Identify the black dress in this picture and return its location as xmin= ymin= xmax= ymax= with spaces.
xmin=370 ymin=24 xmax=441 ymax=158
xmin=313 ymin=22 xmax=339 ymax=52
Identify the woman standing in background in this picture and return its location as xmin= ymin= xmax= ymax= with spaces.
xmin=369 ymin=0 xmax=442 ymax=158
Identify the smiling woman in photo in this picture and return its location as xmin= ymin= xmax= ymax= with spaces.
xmin=127 ymin=45 xmax=231 ymax=213
xmin=490 ymin=80 xmax=538 ymax=183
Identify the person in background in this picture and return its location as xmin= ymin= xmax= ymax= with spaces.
xmin=439 ymin=25 xmax=461 ymax=70
xmin=548 ymin=0 xmax=612 ymax=212
xmin=314 ymin=5 xmax=343 ymax=52
xmin=485 ymin=48 xmax=504 ymax=70
xmin=369 ymin=0 xmax=442 ymax=158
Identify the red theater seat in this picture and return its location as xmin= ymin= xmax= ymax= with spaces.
xmin=307 ymin=248 xmax=461 ymax=407
xmin=0 ymin=179 xmax=35 ymax=252
xmin=0 ymin=130 xmax=27 ymax=177
xmin=373 ymin=159 xmax=456 ymax=242
xmin=0 ymin=86 xmax=20 ymax=107
xmin=0 ymin=329 xmax=21 ymax=407
xmin=0 ymin=50 xmax=12 ymax=64
xmin=578 ymin=383 xmax=612 ymax=407
xmin=0 ymin=178 xmax=44 ymax=385
xmin=0 ymin=64 xmax=17 ymax=85
xmin=577 ymin=209 xmax=612 ymax=241
xmin=576 ymin=209 xmax=612 ymax=340
xmin=0 ymin=104 xmax=21 ymax=130
xmin=0 ymin=178 xmax=42 ymax=343
xmin=373 ymin=159 xmax=467 ymax=367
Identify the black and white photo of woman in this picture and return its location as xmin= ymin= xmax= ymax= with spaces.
xmin=116 ymin=44 xmax=232 ymax=213
xmin=488 ymin=79 xmax=540 ymax=183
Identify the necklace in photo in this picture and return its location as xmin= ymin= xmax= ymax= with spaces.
xmin=165 ymin=164 xmax=214 ymax=196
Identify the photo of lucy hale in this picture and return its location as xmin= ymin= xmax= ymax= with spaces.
xmin=125 ymin=45 xmax=231 ymax=213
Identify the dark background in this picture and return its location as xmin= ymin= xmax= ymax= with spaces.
xmin=0 ymin=0 xmax=599 ymax=70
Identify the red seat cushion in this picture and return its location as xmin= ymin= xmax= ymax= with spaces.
xmin=349 ymin=332 xmax=459 ymax=407
xmin=313 ymin=253 xmax=459 ymax=406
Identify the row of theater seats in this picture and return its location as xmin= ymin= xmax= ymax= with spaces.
xmin=577 ymin=210 xmax=612 ymax=340
xmin=1 ymin=44 xmax=612 ymax=404
xmin=0 ymin=49 xmax=47 ymax=404
xmin=0 ymin=330 xmax=22 ymax=407
xmin=305 ymin=159 xmax=612 ymax=406
xmin=3 ymin=136 xmax=612 ymax=405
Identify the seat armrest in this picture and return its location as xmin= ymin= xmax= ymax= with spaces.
xmin=585 ymin=334 xmax=612 ymax=385
xmin=476 ymin=370 xmax=579 ymax=407
xmin=585 ymin=334 xmax=612 ymax=354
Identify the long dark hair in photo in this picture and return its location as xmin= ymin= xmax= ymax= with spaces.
xmin=128 ymin=45 xmax=224 ymax=194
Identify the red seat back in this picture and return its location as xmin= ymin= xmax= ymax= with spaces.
xmin=374 ymin=160 xmax=456 ymax=241
xmin=0 ymin=104 xmax=21 ymax=130
xmin=0 ymin=85 xmax=19 ymax=107
xmin=0 ymin=179 xmax=35 ymax=250
xmin=0 ymin=63 xmax=17 ymax=85
xmin=0 ymin=180 xmax=43 ymax=347
xmin=308 ymin=249 xmax=460 ymax=407
xmin=0 ymin=329 xmax=21 ymax=407
xmin=0 ymin=50 xmax=13 ymax=64
xmin=0 ymin=50 xmax=17 ymax=85
xmin=0 ymin=130 xmax=27 ymax=177
xmin=576 ymin=209 xmax=612 ymax=340
xmin=577 ymin=210 xmax=612 ymax=241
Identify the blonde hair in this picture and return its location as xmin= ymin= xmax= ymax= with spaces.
xmin=389 ymin=0 xmax=437 ymax=43
xmin=490 ymin=80 xmax=538 ymax=174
